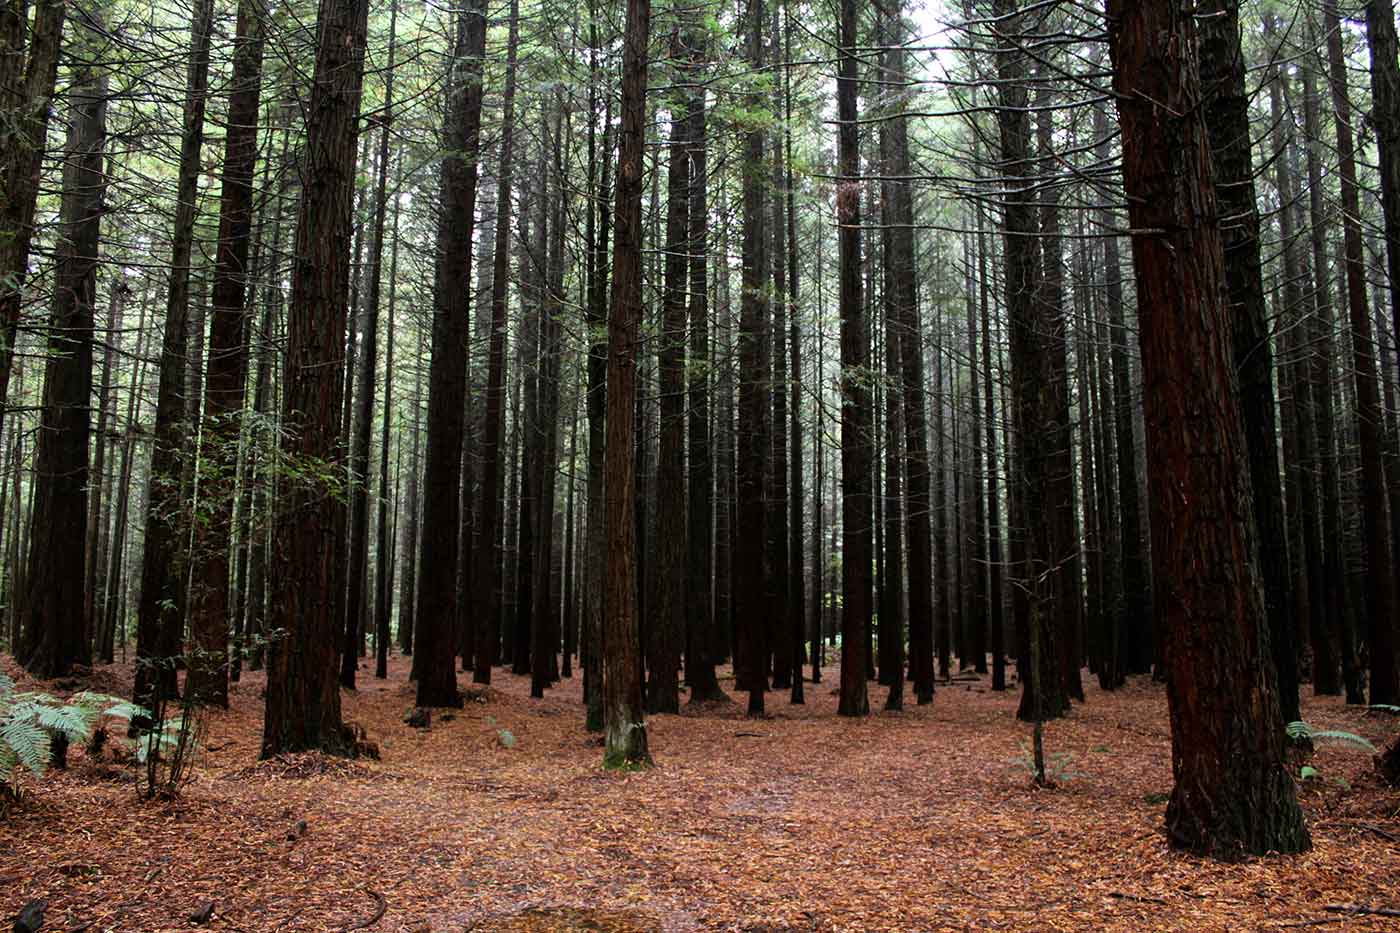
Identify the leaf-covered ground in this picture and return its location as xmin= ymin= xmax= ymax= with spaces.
xmin=2 ymin=654 xmax=1397 ymax=932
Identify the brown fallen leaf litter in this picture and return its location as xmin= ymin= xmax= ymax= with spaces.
xmin=2 ymin=654 xmax=1397 ymax=932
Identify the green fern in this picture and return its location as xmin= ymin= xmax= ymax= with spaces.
xmin=1287 ymin=720 xmax=1378 ymax=752
xmin=0 ymin=678 xmax=149 ymax=790
xmin=0 ymin=715 xmax=50 ymax=777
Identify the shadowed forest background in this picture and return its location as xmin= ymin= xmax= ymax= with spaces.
xmin=1 ymin=0 xmax=1400 ymax=928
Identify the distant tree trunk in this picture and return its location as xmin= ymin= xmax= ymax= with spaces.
xmin=186 ymin=0 xmax=266 ymax=707
xmin=768 ymin=3 xmax=791 ymax=694
xmin=685 ymin=37 xmax=722 ymax=704
xmin=376 ymin=148 xmax=404 ymax=679
xmin=1325 ymin=0 xmax=1399 ymax=706
xmin=133 ymin=0 xmax=213 ymax=704
xmin=836 ymin=0 xmax=870 ymax=718
xmin=1300 ymin=19 xmax=1343 ymax=696
xmin=0 ymin=0 xmax=64 ymax=425
xmin=343 ymin=0 xmax=397 ymax=688
xmin=978 ymin=207 xmax=1006 ymax=692
xmin=737 ymin=0 xmax=771 ymax=716
xmin=398 ymin=325 xmax=425 ymax=656
xmin=785 ymin=3 xmax=805 ymax=706
xmin=261 ymin=0 xmax=370 ymax=757
xmin=1106 ymin=0 xmax=1311 ymax=859
xmin=582 ymin=9 xmax=612 ymax=729
xmin=472 ymin=0 xmax=522 ymax=686
xmin=21 ymin=18 xmax=107 ymax=678
xmin=993 ymin=0 xmax=1061 ymax=723
xmin=601 ymin=0 xmax=653 ymax=767
xmin=1198 ymin=0 xmax=1298 ymax=724
xmin=648 ymin=38 xmax=688 ymax=714
xmin=84 ymin=282 xmax=126 ymax=644
xmin=415 ymin=0 xmax=486 ymax=708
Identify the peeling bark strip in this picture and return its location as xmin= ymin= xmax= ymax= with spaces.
xmin=1105 ymin=0 xmax=1309 ymax=858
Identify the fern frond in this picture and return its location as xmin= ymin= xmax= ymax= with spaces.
xmin=0 ymin=673 xmax=14 ymax=697
xmin=0 ymin=716 xmax=50 ymax=776
xmin=35 ymin=704 xmax=98 ymax=742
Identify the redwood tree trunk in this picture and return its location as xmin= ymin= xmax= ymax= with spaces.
xmin=186 ymin=0 xmax=265 ymax=707
xmin=22 ymin=20 xmax=107 ymax=678
xmin=836 ymin=0 xmax=870 ymax=718
xmin=1106 ymin=0 xmax=1310 ymax=859
xmin=601 ymin=0 xmax=652 ymax=768
xmin=415 ymin=0 xmax=487 ymax=708
xmin=134 ymin=0 xmax=213 ymax=704
xmin=261 ymin=0 xmax=370 ymax=757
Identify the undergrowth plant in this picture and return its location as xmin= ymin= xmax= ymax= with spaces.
xmin=0 ymin=673 xmax=143 ymax=795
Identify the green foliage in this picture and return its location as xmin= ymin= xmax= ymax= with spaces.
xmin=1286 ymin=720 xmax=1377 ymax=753
xmin=1010 ymin=741 xmax=1083 ymax=785
xmin=0 ymin=674 xmax=142 ymax=793
xmin=484 ymin=715 xmax=516 ymax=749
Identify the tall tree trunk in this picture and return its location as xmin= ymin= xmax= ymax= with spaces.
xmin=1198 ymin=0 xmax=1298 ymax=723
xmin=1106 ymin=0 xmax=1310 ymax=858
xmin=376 ymin=147 xmax=403 ymax=679
xmin=134 ymin=0 xmax=213 ymax=704
xmin=415 ymin=0 xmax=486 ymax=708
xmin=261 ymin=0 xmax=370 ymax=756
xmin=186 ymin=0 xmax=266 ymax=706
xmin=737 ymin=0 xmax=771 ymax=716
xmin=582 ymin=10 xmax=612 ymax=728
xmin=0 ymin=0 xmax=64 ymax=424
xmin=836 ymin=0 xmax=870 ymax=717
xmin=1325 ymin=0 xmax=1399 ymax=706
xmin=472 ymin=0 xmax=522 ymax=686
xmin=21 ymin=14 xmax=107 ymax=678
xmin=345 ymin=0 xmax=397 ymax=687
xmin=602 ymin=0 xmax=653 ymax=767
xmin=685 ymin=35 xmax=722 ymax=704
xmin=785 ymin=2 xmax=805 ymax=705
xmin=1366 ymin=0 xmax=1400 ymax=704
xmin=1301 ymin=18 xmax=1343 ymax=696
xmin=648 ymin=36 xmax=688 ymax=714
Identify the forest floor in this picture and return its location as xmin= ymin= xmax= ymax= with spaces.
xmin=1 ymin=654 xmax=1398 ymax=932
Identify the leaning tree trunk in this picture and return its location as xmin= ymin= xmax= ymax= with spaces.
xmin=1198 ymin=0 xmax=1299 ymax=724
xmin=1106 ymin=0 xmax=1310 ymax=859
xmin=601 ymin=0 xmax=653 ymax=768
xmin=261 ymin=0 xmax=370 ymax=757
xmin=21 ymin=16 xmax=108 ymax=679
